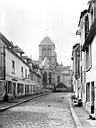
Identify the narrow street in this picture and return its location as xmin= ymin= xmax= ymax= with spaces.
xmin=0 ymin=92 xmax=76 ymax=128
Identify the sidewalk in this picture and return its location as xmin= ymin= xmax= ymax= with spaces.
xmin=0 ymin=90 xmax=49 ymax=112
xmin=68 ymin=93 xmax=96 ymax=128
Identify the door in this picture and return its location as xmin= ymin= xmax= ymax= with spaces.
xmin=91 ymin=81 xmax=95 ymax=114
xmin=13 ymin=83 xmax=16 ymax=97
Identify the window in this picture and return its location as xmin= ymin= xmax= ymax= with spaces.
xmin=57 ymin=76 xmax=60 ymax=84
xmin=47 ymin=47 xmax=50 ymax=56
xmin=0 ymin=47 xmax=4 ymax=78
xmin=7 ymin=81 xmax=12 ymax=94
xmin=44 ymin=47 xmax=46 ymax=56
xmin=21 ymin=67 xmax=23 ymax=77
xmin=25 ymin=85 xmax=29 ymax=94
xmin=86 ymin=82 xmax=90 ymax=102
xmin=75 ymin=47 xmax=80 ymax=79
xmin=25 ymin=69 xmax=27 ymax=78
xmin=42 ymin=47 xmax=46 ymax=56
xmin=91 ymin=8 xmax=94 ymax=24
xmin=17 ymin=83 xmax=24 ymax=94
xmin=85 ymin=44 xmax=92 ymax=71
xmin=49 ymin=47 xmax=52 ymax=55
xmin=12 ymin=60 xmax=15 ymax=74
xmin=30 ymin=72 xmax=33 ymax=81
xmin=43 ymin=72 xmax=47 ymax=84
xmin=85 ymin=15 xmax=89 ymax=40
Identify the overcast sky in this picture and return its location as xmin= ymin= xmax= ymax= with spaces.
xmin=0 ymin=0 xmax=88 ymax=66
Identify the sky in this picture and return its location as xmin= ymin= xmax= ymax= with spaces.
xmin=0 ymin=0 xmax=89 ymax=66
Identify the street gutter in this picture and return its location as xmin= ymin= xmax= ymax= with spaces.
xmin=68 ymin=93 xmax=83 ymax=128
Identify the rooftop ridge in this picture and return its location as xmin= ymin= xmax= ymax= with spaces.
xmin=39 ymin=36 xmax=55 ymax=46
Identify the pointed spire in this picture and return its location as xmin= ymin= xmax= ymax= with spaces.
xmin=39 ymin=36 xmax=55 ymax=46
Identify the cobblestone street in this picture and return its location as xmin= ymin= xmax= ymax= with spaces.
xmin=0 ymin=93 xmax=76 ymax=128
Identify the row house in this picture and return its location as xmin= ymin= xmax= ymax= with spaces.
xmin=72 ymin=0 xmax=96 ymax=115
xmin=31 ymin=61 xmax=43 ymax=93
xmin=71 ymin=44 xmax=80 ymax=98
xmin=0 ymin=33 xmax=42 ymax=101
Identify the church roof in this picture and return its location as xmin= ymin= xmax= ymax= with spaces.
xmin=39 ymin=36 xmax=55 ymax=46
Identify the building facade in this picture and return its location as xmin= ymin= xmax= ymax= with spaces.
xmin=56 ymin=65 xmax=71 ymax=87
xmin=0 ymin=33 xmax=42 ymax=101
xmin=72 ymin=0 xmax=96 ymax=115
xmin=71 ymin=44 xmax=80 ymax=98
xmin=39 ymin=36 xmax=72 ymax=90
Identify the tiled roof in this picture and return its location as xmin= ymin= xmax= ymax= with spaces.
xmin=39 ymin=36 xmax=55 ymax=46
xmin=0 ymin=32 xmax=14 ymax=48
xmin=13 ymin=45 xmax=24 ymax=53
xmin=0 ymin=32 xmax=29 ymax=67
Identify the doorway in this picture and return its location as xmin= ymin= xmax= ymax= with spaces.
xmin=13 ymin=83 xmax=16 ymax=97
xmin=91 ymin=81 xmax=95 ymax=114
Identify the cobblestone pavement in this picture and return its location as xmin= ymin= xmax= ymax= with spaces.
xmin=0 ymin=92 xmax=76 ymax=128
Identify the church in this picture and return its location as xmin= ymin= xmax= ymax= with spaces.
xmin=39 ymin=36 xmax=72 ymax=90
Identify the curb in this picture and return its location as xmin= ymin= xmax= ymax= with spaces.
xmin=0 ymin=92 xmax=49 ymax=112
xmin=68 ymin=93 xmax=83 ymax=128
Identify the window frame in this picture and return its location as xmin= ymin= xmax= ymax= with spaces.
xmin=25 ymin=69 xmax=27 ymax=78
xmin=21 ymin=67 xmax=24 ymax=77
xmin=85 ymin=43 xmax=92 ymax=72
xmin=12 ymin=60 xmax=15 ymax=74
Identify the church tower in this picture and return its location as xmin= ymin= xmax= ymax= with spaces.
xmin=39 ymin=36 xmax=57 ymax=88
xmin=39 ymin=36 xmax=57 ymax=67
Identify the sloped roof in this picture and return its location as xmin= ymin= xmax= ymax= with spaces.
xmin=39 ymin=36 xmax=55 ymax=46
xmin=56 ymin=82 xmax=67 ymax=88
xmin=0 ymin=32 xmax=14 ymax=48
xmin=13 ymin=45 xmax=24 ymax=53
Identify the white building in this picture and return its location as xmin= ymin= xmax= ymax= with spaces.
xmin=76 ymin=0 xmax=96 ymax=115
xmin=71 ymin=44 xmax=80 ymax=97
xmin=0 ymin=33 xmax=42 ymax=100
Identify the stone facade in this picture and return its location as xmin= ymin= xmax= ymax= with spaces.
xmin=39 ymin=36 xmax=72 ymax=89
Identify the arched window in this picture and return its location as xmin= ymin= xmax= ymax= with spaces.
xmin=42 ymin=47 xmax=46 ymax=56
xmin=45 ymin=47 xmax=47 ymax=56
xmin=49 ymin=47 xmax=52 ymax=56
xmin=47 ymin=47 xmax=50 ymax=56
